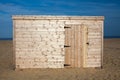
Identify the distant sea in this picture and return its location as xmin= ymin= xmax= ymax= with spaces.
xmin=104 ymin=36 xmax=120 ymax=38
xmin=0 ymin=38 xmax=13 ymax=40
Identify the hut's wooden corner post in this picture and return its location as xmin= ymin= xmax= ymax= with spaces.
xmin=101 ymin=19 xmax=104 ymax=69
xmin=12 ymin=18 xmax=16 ymax=70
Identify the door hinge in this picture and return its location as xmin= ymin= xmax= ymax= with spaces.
xmin=64 ymin=45 xmax=71 ymax=48
xmin=64 ymin=64 xmax=71 ymax=66
xmin=64 ymin=26 xmax=71 ymax=28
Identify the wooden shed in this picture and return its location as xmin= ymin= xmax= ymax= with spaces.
xmin=12 ymin=15 xmax=104 ymax=69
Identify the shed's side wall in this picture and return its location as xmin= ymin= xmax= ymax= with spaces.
xmin=14 ymin=17 xmax=103 ymax=68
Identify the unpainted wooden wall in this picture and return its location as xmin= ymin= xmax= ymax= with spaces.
xmin=13 ymin=16 xmax=104 ymax=68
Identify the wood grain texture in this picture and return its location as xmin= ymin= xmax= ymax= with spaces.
xmin=64 ymin=23 xmax=103 ymax=68
xmin=13 ymin=16 xmax=104 ymax=68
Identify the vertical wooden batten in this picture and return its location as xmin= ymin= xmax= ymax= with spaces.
xmin=83 ymin=26 xmax=88 ymax=67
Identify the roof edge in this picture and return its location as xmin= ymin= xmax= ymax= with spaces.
xmin=12 ymin=15 xmax=104 ymax=20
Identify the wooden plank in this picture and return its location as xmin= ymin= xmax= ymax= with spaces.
xmin=15 ymin=28 xmax=65 ymax=32
xmin=68 ymin=27 xmax=71 ymax=65
xmin=77 ymin=25 xmax=80 ymax=67
xmin=79 ymin=25 xmax=83 ymax=67
xmin=65 ymin=26 xmax=69 ymax=65
xmin=82 ymin=26 xmax=85 ymax=67
xmin=74 ymin=25 xmax=76 ymax=67
xmin=75 ymin=25 xmax=79 ymax=67
xmin=16 ymin=31 xmax=61 ymax=35
xmin=88 ymin=36 xmax=101 ymax=38
xmin=86 ymin=26 xmax=88 ymax=67
xmin=78 ymin=25 xmax=81 ymax=68
xmin=15 ymin=26 xmax=63 ymax=29
xmin=73 ymin=25 xmax=76 ymax=67
xmin=71 ymin=25 xmax=74 ymax=67
xmin=82 ymin=25 xmax=88 ymax=67
xmin=68 ymin=25 xmax=72 ymax=66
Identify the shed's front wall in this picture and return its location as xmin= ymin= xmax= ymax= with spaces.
xmin=14 ymin=20 xmax=65 ymax=68
xmin=13 ymin=16 xmax=104 ymax=68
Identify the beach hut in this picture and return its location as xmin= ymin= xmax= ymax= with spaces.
xmin=12 ymin=15 xmax=104 ymax=69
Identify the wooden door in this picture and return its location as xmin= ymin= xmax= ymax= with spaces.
xmin=64 ymin=24 xmax=88 ymax=68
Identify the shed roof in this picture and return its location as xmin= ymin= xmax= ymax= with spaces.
xmin=12 ymin=15 xmax=104 ymax=20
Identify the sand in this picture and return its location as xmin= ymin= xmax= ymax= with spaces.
xmin=0 ymin=39 xmax=120 ymax=80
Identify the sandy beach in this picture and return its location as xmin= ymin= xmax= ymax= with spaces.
xmin=0 ymin=39 xmax=120 ymax=80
